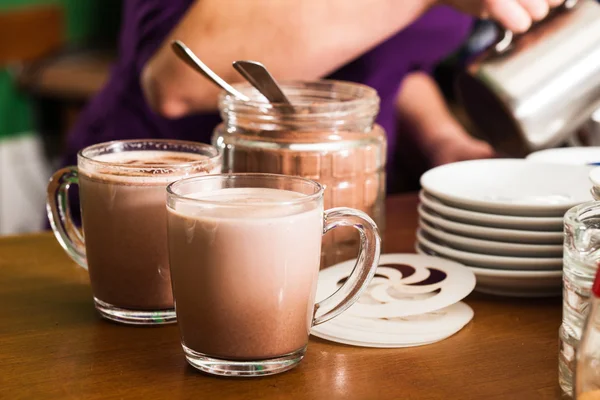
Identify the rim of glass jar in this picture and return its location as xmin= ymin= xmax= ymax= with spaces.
xmin=77 ymin=139 xmax=221 ymax=173
xmin=167 ymin=173 xmax=324 ymax=208
xmin=564 ymin=200 xmax=600 ymax=227
xmin=218 ymin=79 xmax=380 ymax=118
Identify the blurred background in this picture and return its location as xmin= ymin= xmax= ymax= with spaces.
xmin=0 ymin=0 xmax=120 ymax=235
xmin=2 ymin=1 xmax=592 ymax=237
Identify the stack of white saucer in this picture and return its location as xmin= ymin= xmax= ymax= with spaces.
xmin=416 ymin=159 xmax=593 ymax=297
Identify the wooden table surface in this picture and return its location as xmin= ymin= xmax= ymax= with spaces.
xmin=0 ymin=193 xmax=563 ymax=400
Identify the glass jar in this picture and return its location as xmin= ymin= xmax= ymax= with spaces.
xmin=561 ymin=201 xmax=600 ymax=397
xmin=212 ymin=80 xmax=387 ymax=268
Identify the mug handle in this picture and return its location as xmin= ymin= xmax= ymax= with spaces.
xmin=312 ymin=207 xmax=381 ymax=326
xmin=46 ymin=167 xmax=87 ymax=269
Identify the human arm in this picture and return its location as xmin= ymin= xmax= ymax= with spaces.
xmin=141 ymin=0 xmax=434 ymax=117
xmin=142 ymin=0 xmax=564 ymax=118
xmin=395 ymin=71 xmax=495 ymax=167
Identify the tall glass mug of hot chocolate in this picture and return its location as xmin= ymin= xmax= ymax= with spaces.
xmin=46 ymin=139 xmax=221 ymax=325
xmin=166 ymin=173 xmax=381 ymax=376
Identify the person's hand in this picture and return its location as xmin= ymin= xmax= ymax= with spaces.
xmin=440 ymin=0 xmax=565 ymax=33
xmin=426 ymin=134 xmax=497 ymax=167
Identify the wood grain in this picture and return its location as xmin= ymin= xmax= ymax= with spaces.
xmin=0 ymin=193 xmax=563 ymax=399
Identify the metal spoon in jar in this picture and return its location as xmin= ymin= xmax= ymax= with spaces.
xmin=232 ymin=60 xmax=295 ymax=113
xmin=171 ymin=40 xmax=250 ymax=102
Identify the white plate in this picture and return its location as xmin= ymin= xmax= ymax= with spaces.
xmin=527 ymin=147 xmax=600 ymax=166
xmin=419 ymin=205 xmax=564 ymax=244
xmin=419 ymin=219 xmax=563 ymax=257
xmin=419 ymin=191 xmax=564 ymax=231
xmin=420 ymin=159 xmax=592 ymax=216
xmin=416 ymin=230 xmax=562 ymax=270
xmin=415 ymin=245 xmax=563 ymax=297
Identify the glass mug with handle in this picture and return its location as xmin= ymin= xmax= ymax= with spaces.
xmin=47 ymin=139 xmax=221 ymax=325
xmin=166 ymin=173 xmax=381 ymax=376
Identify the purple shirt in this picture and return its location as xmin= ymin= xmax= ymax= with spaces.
xmin=65 ymin=1 xmax=472 ymax=174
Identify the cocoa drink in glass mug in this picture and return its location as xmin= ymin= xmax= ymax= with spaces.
xmin=46 ymin=139 xmax=221 ymax=325
xmin=166 ymin=173 xmax=381 ymax=376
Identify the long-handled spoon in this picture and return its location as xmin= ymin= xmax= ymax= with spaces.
xmin=232 ymin=60 xmax=295 ymax=113
xmin=171 ymin=40 xmax=250 ymax=101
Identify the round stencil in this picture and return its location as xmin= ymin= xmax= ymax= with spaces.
xmin=325 ymin=301 xmax=473 ymax=335
xmin=311 ymin=301 xmax=474 ymax=348
xmin=315 ymin=253 xmax=476 ymax=319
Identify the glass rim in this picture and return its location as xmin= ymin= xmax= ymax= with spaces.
xmin=564 ymin=200 xmax=600 ymax=225
xmin=219 ymin=79 xmax=379 ymax=110
xmin=77 ymin=139 xmax=221 ymax=171
xmin=166 ymin=173 xmax=325 ymax=207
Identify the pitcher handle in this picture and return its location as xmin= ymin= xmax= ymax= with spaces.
xmin=46 ymin=166 xmax=87 ymax=269
xmin=494 ymin=0 xmax=579 ymax=54
xmin=312 ymin=207 xmax=381 ymax=326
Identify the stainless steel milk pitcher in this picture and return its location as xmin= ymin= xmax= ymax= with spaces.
xmin=456 ymin=0 xmax=600 ymax=156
